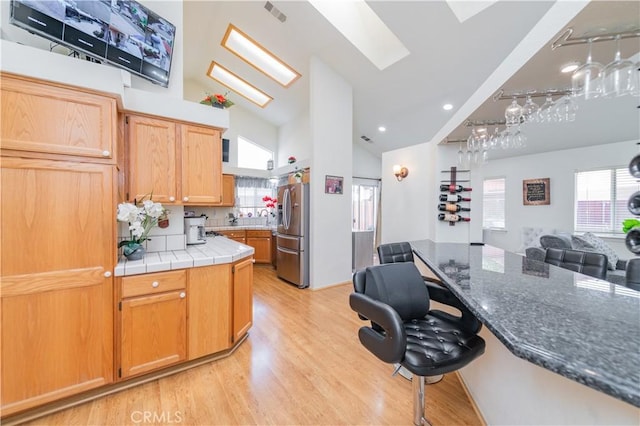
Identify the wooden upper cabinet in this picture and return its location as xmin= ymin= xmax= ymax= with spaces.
xmin=126 ymin=114 xmax=222 ymax=205
xmin=0 ymin=74 xmax=116 ymax=162
xmin=126 ymin=114 xmax=178 ymax=204
xmin=221 ymin=174 xmax=235 ymax=206
xmin=181 ymin=124 xmax=222 ymax=205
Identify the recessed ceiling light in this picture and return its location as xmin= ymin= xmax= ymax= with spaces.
xmin=222 ymin=24 xmax=301 ymax=87
xmin=561 ymin=62 xmax=580 ymax=73
xmin=206 ymin=61 xmax=273 ymax=108
xmin=443 ymin=103 xmax=453 ymax=111
xmin=378 ymin=126 xmax=386 ymax=132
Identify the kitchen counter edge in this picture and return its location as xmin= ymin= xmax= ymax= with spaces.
xmin=115 ymin=236 xmax=254 ymax=277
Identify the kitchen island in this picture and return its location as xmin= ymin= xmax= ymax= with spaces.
xmin=410 ymin=240 xmax=640 ymax=425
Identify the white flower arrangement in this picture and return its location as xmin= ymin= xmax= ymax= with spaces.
xmin=117 ymin=196 xmax=168 ymax=254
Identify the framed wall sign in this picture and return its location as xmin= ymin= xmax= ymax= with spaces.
xmin=523 ymin=178 xmax=550 ymax=205
xmin=325 ymin=175 xmax=343 ymax=194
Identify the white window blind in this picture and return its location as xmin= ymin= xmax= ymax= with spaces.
xmin=483 ymin=178 xmax=505 ymax=229
xmin=575 ymin=168 xmax=639 ymax=233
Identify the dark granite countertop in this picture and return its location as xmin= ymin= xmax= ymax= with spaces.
xmin=410 ymin=240 xmax=640 ymax=408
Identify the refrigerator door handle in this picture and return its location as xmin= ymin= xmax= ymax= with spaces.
xmin=284 ymin=188 xmax=291 ymax=230
xmin=277 ymin=246 xmax=298 ymax=255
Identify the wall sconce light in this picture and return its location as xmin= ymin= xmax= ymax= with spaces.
xmin=393 ymin=164 xmax=409 ymax=181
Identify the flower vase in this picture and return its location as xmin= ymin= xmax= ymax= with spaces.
xmin=123 ymin=243 xmax=145 ymax=261
xmin=211 ymin=103 xmax=224 ymax=109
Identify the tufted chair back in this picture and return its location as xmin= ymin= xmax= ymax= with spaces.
xmin=544 ymin=248 xmax=608 ymax=280
xmin=349 ymin=263 xmax=486 ymax=425
xmin=377 ymin=242 xmax=415 ymax=264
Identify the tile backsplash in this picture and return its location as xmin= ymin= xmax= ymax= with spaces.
xmin=117 ymin=205 xmax=274 ymax=255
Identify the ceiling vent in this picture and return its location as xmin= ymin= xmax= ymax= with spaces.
xmin=264 ymin=2 xmax=287 ymax=23
xmin=360 ymin=135 xmax=373 ymax=143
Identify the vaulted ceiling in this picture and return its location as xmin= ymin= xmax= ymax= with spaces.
xmin=183 ymin=1 xmax=640 ymax=159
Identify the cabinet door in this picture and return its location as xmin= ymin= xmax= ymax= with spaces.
xmin=1 ymin=74 xmax=116 ymax=162
xmin=127 ymin=115 xmax=178 ymax=204
xmin=221 ymin=174 xmax=235 ymax=206
xmin=232 ymin=258 xmax=254 ymax=343
xmin=187 ymin=265 xmax=231 ymax=359
xmin=1 ymin=158 xmax=114 ymax=416
xmin=120 ymin=290 xmax=187 ymax=379
xmin=246 ymin=237 xmax=271 ymax=264
xmin=181 ymin=124 xmax=222 ymax=205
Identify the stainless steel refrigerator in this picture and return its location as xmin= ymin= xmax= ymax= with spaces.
xmin=276 ymin=182 xmax=309 ymax=288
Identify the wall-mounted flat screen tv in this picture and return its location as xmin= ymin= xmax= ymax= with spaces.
xmin=10 ymin=0 xmax=176 ymax=87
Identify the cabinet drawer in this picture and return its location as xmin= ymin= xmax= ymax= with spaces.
xmin=220 ymin=230 xmax=246 ymax=239
xmin=122 ymin=270 xmax=186 ymax=298
xmin=246 ymin=230 xmax=272 ymax=238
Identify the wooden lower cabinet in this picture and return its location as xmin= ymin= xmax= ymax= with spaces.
xmin=246 ymin=230 xmax=272 ymax=264
xmin=233 ymin=258 xmax=254 ymax=343
xmin=221 ymin=230 xmax=272 ymax=264
xmin=0 ymin=158 xmax=115 ymax=416
xmin=118 ymin=271 xmax=187 ymax=380
xmin=187 ymin=265 xmax=232 ymax=359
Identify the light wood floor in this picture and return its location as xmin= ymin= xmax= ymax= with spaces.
xmin=22 ymin=265 xmax=481 ymax=425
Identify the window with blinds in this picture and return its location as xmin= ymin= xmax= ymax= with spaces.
xmin=483 ymin=178 xmax=505 ymax=229
xmin=575 ymin=168 xmax=639 ymax=233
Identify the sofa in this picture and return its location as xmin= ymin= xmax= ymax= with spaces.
xmin=524 ymin=232 xmax=630 ymax=285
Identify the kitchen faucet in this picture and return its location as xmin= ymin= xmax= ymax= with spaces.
xmin=258 ymin=209 xmax=271 ymax=226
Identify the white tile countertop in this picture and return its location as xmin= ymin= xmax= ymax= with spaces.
xmin=115 ymin=236 xmax=254 ymax=277
xmin=207 ymin=225 xmax=277 ymax=232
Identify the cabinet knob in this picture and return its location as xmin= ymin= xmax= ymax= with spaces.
xmin=102 ymin=150 xmax=110 ymax=157
xmin=169 ymin=196 xmax=176 ymax=202
xmin=183 ymin=197 xmax=189 ymax=202
xmin=180 ymin=292 xmax=186 ymax=299
xmin=152 ymin=281 xmax=159 ymax=288
xmin=104 ymin=271 xmax=112 ymax=278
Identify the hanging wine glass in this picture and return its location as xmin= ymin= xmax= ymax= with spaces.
xmin=571 ymin=39 xmax=603 ymax=100
xmin=537 ymin=95 xmax=556 ymax=123
xmin=600 ymin=35 xmax=634 ymax=97
xmin=457 ymin=143 xmax=465 ymax=167
xmin=553 ymin=95 xmax=578 ymax=122
xmin=521 ymin=95 xmax=540 ymax=123
xmin=505 ymin=97 xmax=522 ymax=127
xmin=630 ymin=61 xmax=640 ymax=96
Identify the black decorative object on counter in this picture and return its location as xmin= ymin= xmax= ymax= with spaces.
xmin=626 ymin=147 xmax=640 ymax=255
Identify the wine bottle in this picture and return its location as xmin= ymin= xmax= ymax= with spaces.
xmin=439 ymin=194 xmax=471 ymax=202
xmin=438 ymin=213 xmax=470 ymax=222
xmin=439 ymin=184 xmax=472 ymax=193
xmin=438 ymin=203 xmax=471 ymax=212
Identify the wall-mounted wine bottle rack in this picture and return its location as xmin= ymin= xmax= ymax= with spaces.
xmin=439 ymin=166 xmax=471 ymax=226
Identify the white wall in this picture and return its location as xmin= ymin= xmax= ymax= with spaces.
xmin=380 ymin=142 xmax=436 ymax=244
xmin=1 ymin=0 xmax=184 ymax=98
xmin=353 ymin=143 xmax=381 ymax=179
xmin=309 ymin=57 xmax=352 ymax=289
xmin=278 ymin=111 xmax=311 ymax=169
xmin=480 ymin=140 xmax=636 ymax=257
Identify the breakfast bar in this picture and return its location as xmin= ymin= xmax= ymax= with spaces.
xmin=410 ymin=240 xmax=640 ymax=424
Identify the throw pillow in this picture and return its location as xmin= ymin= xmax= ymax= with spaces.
xmin=579 ymin=232 xmax=619 ymax=270
xmin=571 ymin=235 xmax=595 ymax=251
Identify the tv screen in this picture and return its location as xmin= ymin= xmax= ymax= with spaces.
xmin=10 ymin=0 xmax=176 ymax=87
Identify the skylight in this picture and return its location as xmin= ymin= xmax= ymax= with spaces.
xmin=206 ymin=61 xmax=273 ymax=108
xmin=222 ymin=24 xmax=301 ymax=87
xmin=308 ymin=0 xmax=410 ymax=70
